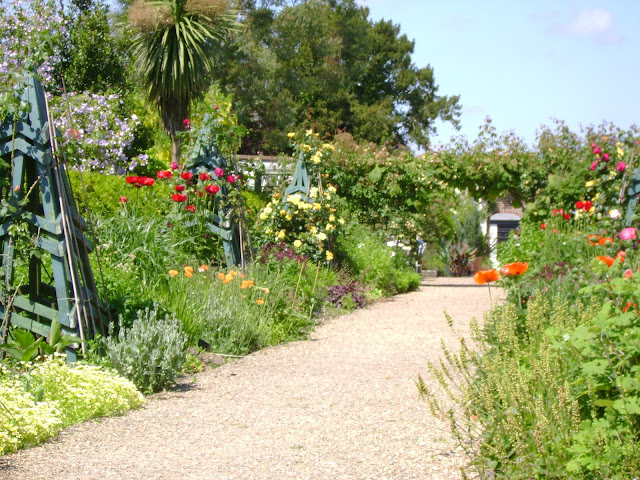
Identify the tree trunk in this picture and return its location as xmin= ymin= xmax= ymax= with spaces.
xmin=170 ymin=134 xmax=182 ymax=166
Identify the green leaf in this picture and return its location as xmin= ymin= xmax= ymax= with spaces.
xmin=368 ymin=165 xmax=386 ymax=183
xmin=593 ymin=399 xmax=614 ymax=408
xmin=12 ymin=328 xmax=35 ymax=348
xmin=48 ymin=319 xmax=62 ymax=346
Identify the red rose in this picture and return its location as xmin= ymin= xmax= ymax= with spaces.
xmin=226 ymin=174 xmax=236 ymax=183
xmin=185 ymin=204 xmax=196 ymax=213
xmin=583 ymin=200 xmax=593 ymax=210
xmin=171 ymin=193 xmax=187 ymax=202
xmin=564 ymin=213 xmax=571 ymax=220
xmin=174 ymin=184 xmax=186 ymax=192
xmin=181 ymin=172 xmax=194 ymax=180
xmin=575 ymin=201 xmax=584 ymax=209
xmin=199 ymin=172 xmax=211 ymax=181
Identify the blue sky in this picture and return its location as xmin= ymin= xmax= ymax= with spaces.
xmin=357 ymin=0 xmax=640 ymax=148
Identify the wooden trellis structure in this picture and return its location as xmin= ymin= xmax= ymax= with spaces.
xmin=0 ymin=77 xmax=108 ymax=360
xmin=185 ymin=121 xmax=243 ymax=268
xmin=625 ymin=167 xmax=640 ymax=225
xmin=285 ymin=153 xmax=313 ymax=201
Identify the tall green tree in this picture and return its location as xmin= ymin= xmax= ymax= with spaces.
xmin=216 ymin=0 xmax=460 ymax=153
xmin=128 ymin=0 xmax=238 ymax=164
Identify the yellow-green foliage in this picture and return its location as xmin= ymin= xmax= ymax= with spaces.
xmin=0 ymin=357 xmax=144 ymax=455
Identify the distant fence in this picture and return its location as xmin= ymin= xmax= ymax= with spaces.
xmin=235 ymin=154 xmax=293 ymax=194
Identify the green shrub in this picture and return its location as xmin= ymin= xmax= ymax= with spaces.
xmin=338 ymin=221 xmax=420 ymax=295
xmin=105 ymin=307 xmax=188 ymax=393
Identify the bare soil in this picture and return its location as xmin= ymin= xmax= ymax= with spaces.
xmin=0 ymin=277 xmax=501 ymax=480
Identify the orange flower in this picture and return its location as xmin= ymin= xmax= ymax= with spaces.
xmin=168 ymin=269 xmax=179 ymax=277
xmin=597 ymin=256 xmax=616 ymax=267
xmin=622 ymin=301 xmax=637 ymax=313
xmin=587 ymin=234 xmax=601 ymax=246
xmin=262 ymin=288 xmax=270 ymax=293
xmin=229 ymin=270 xmax=239 ymax=277
xmin=184 ymin=266 xmax=194 ymax=277
xmin=501 ymin=262 xmax=529 ymax=276
xmin=474 ymin=269 xmax=501 ymax=285
xmin=198 ymin=264 xmax=209 ymax=273
xmin=598 ymin=237 xmax=614 ymax=246
xmin=217 ymin=272 xmax=225 ymax=280
xmin=256 ymin=299 xmax=265 ymax=305
xmin=240 ymin=280 xmax=255 ymax=289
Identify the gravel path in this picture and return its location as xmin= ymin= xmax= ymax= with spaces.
xmin=0 ymin=277 xmax=501 ymax=480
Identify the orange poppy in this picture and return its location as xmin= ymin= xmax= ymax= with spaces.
xmin=256 ymin=299 xmax=265 ymax=305
xmin=501 ymin=262 xmax=529 ymax=276
xmin=474 ymin=269 xmax=501 ymax=285
xmin=217 ymin=272 xmax=226 ymax=280
xmin=596 ymin=256 xmax=616 ymax=267
xmin=184 ymin=266 xmax=194 ymax=278
xmin=240 ymin=280 xmax=255 ymax=289
xmin=598 ymin=237 xmax=614 ymax=246
xmin=587 ymin=234 xmax=601 ymax=246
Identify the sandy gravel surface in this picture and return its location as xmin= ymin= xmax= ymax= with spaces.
xmin=0 ymin=277 xmax=501 ymax=480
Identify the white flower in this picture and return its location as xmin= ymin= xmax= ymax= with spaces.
xmin=609 ymin=209 xmax=621 ymax=219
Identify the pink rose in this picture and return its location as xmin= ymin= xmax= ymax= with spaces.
xmin=214 ymin=167 xmax=224 ymax=178
xmin=602 ymin=153 xmax=610 ymax=161
xmin=590 ymin=161 xmax=599 ymax=171
xmin=593 ymin=146 xmax=602 ymax=155
xmin=226 ymin=174 xmax=236 ymax=184
xmin=619 ymin=227 xmax=637 ymax=241
xmin=617 ymin=161 xmax=627 ymax=172
xmin=170 ymin=161 xmax=180 ymax=170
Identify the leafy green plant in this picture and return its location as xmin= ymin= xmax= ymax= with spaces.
xmin=104 ymin=306 xmax=188 ymax=394
xmin=0 ymin=321 xmax=84 ymax=362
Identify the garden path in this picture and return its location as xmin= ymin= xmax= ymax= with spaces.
xmin=0 ymin=277 xmax=501 ymax=480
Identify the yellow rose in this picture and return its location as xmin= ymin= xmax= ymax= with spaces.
xmin=326 ymin=251 xmax=334 ymax=261
xmin=318 ymin=232 xmax=327 ymax=241
xmin=277 ymin=230 xmax=286 ymax=239
xmin=293 ymin=239 xmax=302 ymax=248
xmin=585 ymin=181 xmax=595 ymax=188
xmin=287 ymin=132 xmax=295 ymax=138
xmin=329 ymin=214 xmax=335 ymax=222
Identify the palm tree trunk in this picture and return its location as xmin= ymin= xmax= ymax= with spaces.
xmin=171 ymin=134 xmax=182 ymax=166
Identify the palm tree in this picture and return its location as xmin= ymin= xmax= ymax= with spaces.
xmin=128 ymin=0 xmax=238 ymax=164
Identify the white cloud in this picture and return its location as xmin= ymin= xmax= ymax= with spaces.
xmin=568 ymin=8 xmax=613 ymax=36
xmin=565 ymin=7 xmax=623 ymax=44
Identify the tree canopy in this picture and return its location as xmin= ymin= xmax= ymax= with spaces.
xmin=215 ymin=0 xmax=460 ymax=153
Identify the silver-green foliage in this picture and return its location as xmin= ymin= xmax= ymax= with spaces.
xmin=105 ymin=306 xmax=188 ymax=394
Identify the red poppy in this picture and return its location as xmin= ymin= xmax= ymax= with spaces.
xmin=206 ymin=184 xmax=220 ymax=195
xmin=540 ymin=223 xmax=546 ymax=230
xmin=564 ymin=213 xmax=571 ymax=220
xmin=181 ymin=172 xmax=194 ymax=180
xmin=501 ymin=262 xmax=529 ymax=276
xmin=174 ymin=184 xmax=186 ymax=192
xmin=196 ymin=190 xmax=203 ymax=197
xmin=474 ymin=269 xmax=500 ymax=285
xmin=575 ymin=201 xmax=584 ymax=209
xmin=118 ymin=196 xmax=128 ymax=203
xmin=185 ymin=205 xmax=196 ymax=213
xmin=171 ymin=193 xmax=187 ymax=202
xmin=141 ymin=177 xmax=155 ymax=186
xmin=157 ymin=170 xmax=173 ymax=179
xmin=126 ymin=176 xmax=139 ymax=184
xmin=199 ymin=172 xmax=211 ymax=181
xmin=597 ymin=256 xmax=616 ymax=267
xmin=583 ymin=200 xmax=593 ymax=210
xmin=552 ymin=208 xmax=564 ymax=216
